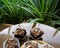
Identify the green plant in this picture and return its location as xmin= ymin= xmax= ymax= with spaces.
xmin=1 ymin=0 xmax=22 ymax=24
xmin=14 ymin=0 xmax=60 ymax=26
xmin=0 ymin=0 xmax=32 ymax=24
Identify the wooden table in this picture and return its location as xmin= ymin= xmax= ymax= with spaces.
xmin=0 ymin=35 xmax=11 ymax=48
xmin=0 ymin=24 xmax=12 ymax=48
xmin=0 ymin=23 xmax=60 ymax=48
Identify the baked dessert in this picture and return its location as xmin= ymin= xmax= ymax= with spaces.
xmin=21 ymin=41 xmax=54 ymax=48
xmin=3 ymin=38 xmax=20 ymax=48
xmin=13 ymin=28 xmax=26 ymax=40
xmin=21 ymin=41 xmax=40 ymax=48
xmin=30 ymin=28 xmax=44 ymax=40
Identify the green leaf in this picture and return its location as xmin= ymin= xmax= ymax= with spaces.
xmin=15 ymin=5 xmax=35 ymax=18
xmin=28 ymin=18 xmax=44 ymax=23
xmin=29 ymin=0 xmax=43 ymax=18
xmin=41 ymin=0 xmax=46 ymax=12
xmin=54 ymin=9 xmax=60 ymax=14
xmin=48 ymin=0 xmax=59 ymax=13
xmin=2 ymin=0 xmax=13 ymax=15
xmin=41 ymin=12 xmax=60 ymax=19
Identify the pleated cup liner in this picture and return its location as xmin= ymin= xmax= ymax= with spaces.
xmin=22 ymin=41 xmax=41 ymax=48
xmin=21 ymin=41 xmax=54 ymax=48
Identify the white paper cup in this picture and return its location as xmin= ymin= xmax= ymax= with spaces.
xmin=3 ymin=38 xmax=20 ymax=48
xmin=22 ymin=41 xmax=40 ymax=48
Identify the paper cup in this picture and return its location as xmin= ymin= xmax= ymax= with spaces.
xmin=3 ymin=38 xmax=20 ymax=48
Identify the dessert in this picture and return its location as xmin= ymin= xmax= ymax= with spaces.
xmin=13 ymin=28 xmax=26 ymax=40
xmin=21 ymin=41 xmax=40 ymax=48
xmin=30 ymin=28 xmax=44 ymax=40
xmin=21 ymin=41 xmax=54 ymax=48
xmin=3 ymin=38 xmax=20 ymax=48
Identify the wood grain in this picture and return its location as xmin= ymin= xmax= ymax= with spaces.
xmin=0 ymin=35 xmax=11 ymax=48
